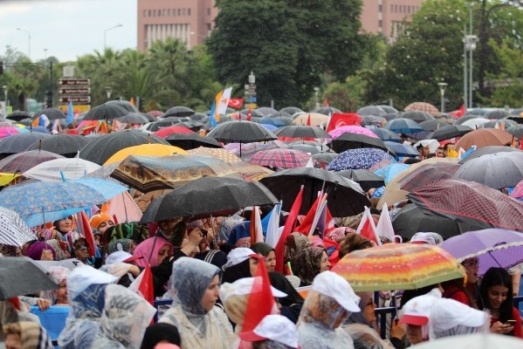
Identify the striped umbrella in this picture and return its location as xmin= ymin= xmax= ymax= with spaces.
xmin=332 ymin=243 xmax=465 ymax=291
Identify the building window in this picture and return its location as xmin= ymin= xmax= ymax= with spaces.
xmin=178 ymin=8 xmax=181 ymax=16
xmin=379 ymin=4 xmax=382 ymax=12
xmin=379 ymin=19 xmax=383 ymax=29
xmin=188 ymin=8 xmax=191 ymax=16
xmin=207 ymin=7 xmax=211 ymax=16
xmin=143 ymin=10 xmax=146 ymax=17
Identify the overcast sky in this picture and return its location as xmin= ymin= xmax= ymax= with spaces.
xmin=0 ymin=0 xmax=137 ymax=62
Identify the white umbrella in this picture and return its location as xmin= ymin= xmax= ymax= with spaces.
xmin=461 ymin=117 xmax=491 ymax=129
xmin=0 ymin=207 xmax=37 ymax=247
xmin=411 ymin=333 xmax=522 ymax=349
xmin=23 ymin=158 xmax=101 ymax=181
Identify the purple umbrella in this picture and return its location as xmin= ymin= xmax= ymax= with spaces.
xmin=439 ymin=228 xmax=523 ymax=275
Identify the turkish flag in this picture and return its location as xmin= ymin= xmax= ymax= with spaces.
xmin=326 ymin=113 xmax=361 ymax=132
xmin=228 ymin=98 xmax=244 ymax=109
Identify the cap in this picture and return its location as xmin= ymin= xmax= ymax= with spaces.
xmin=400 ymin=288 xmax=441 ymax=326
xmin=105 ymin=251 xmax=142 ymax=265
xmin=219 ymin=277 xmax=287 ymax=302
xmin=311 ymin=271 xmax=360 ymax=313
xmin=430 ymin=298 xmax=486 ymax=333
xmin=410 ymin=232 xmax=443 ymax=246
xmin=89 ymin=213 xmax=113 ymax=230
xmin=223 ymin=247 xmax=256 ymax=269
xmin=239 ymin=314 xmax=298 ymax=348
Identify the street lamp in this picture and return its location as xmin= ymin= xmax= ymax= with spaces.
xmin=104 ymin=24 xmax=123 ymax=50
xmin=244 ymin=72 xmax=257 ymax=109
xmin=105 ymin=86 xmax=113 ymax=100
xmin=16 ymin=28 xmax=31 ymax=59
xmin=2 ymin=85 xmax=7 ymax=106
xmin=438 ymin=82 xmax=448 ymax=114
xmin=313 ymin=87 xmax=320 ymax=109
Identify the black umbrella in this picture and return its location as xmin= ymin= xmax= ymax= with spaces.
xmin=255 ymin=107 xmax=278 ymax=116
xmin=116 ymin=112 xmax=150 ymax=124
xmin=82 ymin=103 xmax=128 ymax=120
xmin=377 ymin=105 xmax=399 ymax=115
xmin=311 ymin=153 xmax=338 ymax=168
xmin=18 ymin=118 xmax=33 ymax=126
xmin=366 ymin=126 xmax=402 ymax=143
xmin=401 ymin=111 xmax=434 ymax=123
xmin=191 ymin=112 xmax=209 ymax=123
xmin=357 ymin=106 xmax=386 ymax=117
xmin=482 ymin=119 xmax=518 ymax=129
xmin=280 ymin=107 xmax=304 ymax=115
xmin=506 ymin=125 xmax=523 ymax=139
xmin=428 ymin=124 xmax=473 ymax=141
xmin=260 ymin=167 xmax=369 ymax=217
xmin=337 ymin=169 xmax=385 ymax=192
xmin=274 ymin=125 xmax=330 ymax=139
xmin=105 ymin=100 xmax=139 ymax=113
xmin=454 ymin=115 xmax=487 ymax=125
xmin=330 ymin=133 xmax=390 ymax=154
xmin=485 ymin=109 xmax=509 ymax=119
xmin=0 ymin=132 xmax=51 ymax=155
xmin=458 ymin=146 xmax=522 ymax=164
xmin=78 ymin=130 xmax=169 ymax=165
xmin=141 ymin=176 xmax=278 ymax=222
xmin=313 ymin=107 xmax=342 ymax=115
xmin=207 ymin=121 xmax=277 ymax=143
xmin=162 ymin=106 xmax=195 ymax=118
xmin=35 ymin=108 xmax=66 ymax=120
xmin=419 ymin=119 xmax=449 ymax=132
xmin=0 ymin=256 xmax=58 ymax=300
xmin=267 ymin=111 xmax=292 ymax=118
xmin=25 ymin=134 xmax=91 ymax=157
xmin=165 ymin=133 xmax=222 ymax=150
xmin=259 ymin=116 xmax=293 ymax=127
xmin=0 ymin=149 xmax=64 ymax=173
xmin=6 ymin=111 xmax=31 ymax=122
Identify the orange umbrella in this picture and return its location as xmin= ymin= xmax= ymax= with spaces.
xmin=454 ymin=128 xmax=514 ymax=151
xmin=103 ymin=144 xmax=187 ymax=165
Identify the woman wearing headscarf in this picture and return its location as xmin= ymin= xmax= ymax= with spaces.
xmin=45 ymin=239 xmax=70 ymax=261
xmin=3 ymin=321 xmax=53 ymax=349
xmin=52 ymin=216 xmax=83 ymax=252
xmin=41 ymin=266 xmax=70 ymax=306
xmin=284 ymin=233 xmax=311 ymax=272
xmin=295 ymin=247 xmax=331 ymax=287
xmin=222 ymin=248 xmax=259 ymax=284
xmin=251 ymin=242 xmax=276 ymax=272
xmin=106 ymin=238 xmax=136 ymax=255
xmin=159 ymin=258 xmax=235 ymax=349
xmin=25 ymin=241 xmax=56 ymax=261
xmin=91 ymin=284 xmax=156 ymax=349
xmin=133 ymin=237 xmax=173 ymax=268
xmin=297 ymin=271 xmax=360 ymax=349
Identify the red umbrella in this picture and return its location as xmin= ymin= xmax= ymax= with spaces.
xmin=0 ymin=150 xmax=65 ymax=173
xmin=398 ymin=162 xmax=461 ymax=192
xmin=153 ymin=125 xmax=195 ymax=138
xmin=408 ymin=178 xmax=523 ymax=232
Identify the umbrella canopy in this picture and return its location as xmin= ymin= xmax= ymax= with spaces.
xmin=312 ymin=106 xmax=342 ymax=115
xmin=337 ymin=169 xmax=384 ymax=192
xmin=292 ymin=113 xmax=329 ymax=127
xmin=164 ymin=133 xmax=222 ymax=150
xmin=0 ymin=257 xmax=58 ymax=300
xmin=377 ymin=105 xmax=399 ymax=115
xmin=460 ymin=117 xmax=491 ymax=129
xmin=103 ymin=144 xmax=187 ymax=166
xmin=0 ymin=149 xmax=65 ymax=173
xmin=410 ymin=333 xmax=523 ymax=349
xmin=25 ymin=134 xmax=91 ymax=157
xmin=419 ymin=119 xmax=449 ymax=132
xmin=453 ymin=151 xmax=523 ymax=189
xmin=357 ymin=106 xmax=386 ymax=117
xmin=454 ymin=128 xmax=514 ymax=151
xmin=384 ymin=118 xmax=424 ymax=134
xmin=280 ymin=107 xmax=304 ymax=115
xmin=260 ymin=167 xmax=369 ymax=217
xmin=0 ymin=127 xmax=22 ymax=139
xmin=188 ymin=146 xmax=242 ymax=163
xmin=384 ymin=141 xmax=419 ymax=157
xmin=35 ymin=108 xmax=66 ymax=120
xmin=458 ymin=146 xmax=521 ymax=164
xmin=328 ymin=125 xmax=379 ymax=139
xmin=392 ymin=204 xmax=471 ymax=241
xmin=259 ymin=116 xmax=293 ymax=127
xmin=116 ymin=113 xmax=150 ymax=124
xmin=440 ymin=229 xmax=523 ymax=275
xmin=207 ymin=121 xmax=277 ymax=143
xmin=454 ymin=114 xmax=487 ymax=125
xmin=22 ymin=158 xmax=101 ymax=181
xmin=366 ymin=126 xmax=402 ymax=143
xmin=250 ymin=148 xmax=310 ymax=169
xmin=274 ymin=125 xmax=330 ymax=139
xmin=327 ymin=148 xmax=395 ymax=171
xmin=225 ymin=141 xmax=287 ymax=161
xmin=78 ymin=130 xmax=170 ymax=165
xmin=506 ymin=125 xmax=523 ymax=139
xmin=0 ymin=178 xmax=128 ymax=227
xmin=510 ymin=178 xmax=523 ymax=199
xmin=373 ymin=163 xmax=410 ymax=184
xmin=311 ymin=153 xmax=338 ymax=168
xmin=162 ymin=106 xmax=195 ymax=118
xmin=332 ymin=244 xmax=465 ymax=291
xmin=330 ymin=133 xmax=389 ymax=154
xmin=6 ymin=111 xmax=31 ymax=122
xmin=110 ymin=154 xmax=240 ymax=192
xmin=483 ymin=119 xmax=518 ymax=129
xmin=361 ymin=115 xmax=388 ymax=127
xmin=398 ymin=162 xmax=460 ymax=192
xmin=408 ymin=178 xmax=523 ymax=232
xmin=82 ymin=103 xmax=128 ymax=120
xmin=105 ymin=100 xmax=139 ymax=113
xmin=0 ymin=132 xmax=51 ymax=155
xmin=287 ymin=141 xmax=330 ymax=155
xmin=485 ymin=109 xmax=510 ymax=119
xmin=401 ymin=111 xmax=434 ymax=123
xmin=255 ymin=107 xmax=278 ymax=116
xmin=428 ymin=124 xmax=473 ymax=141
xmin=0 ymin=207 xmax=37 ymax=247
xmin=153 ymin=125 xmax=194 ymax=138
xmin=404 ymin=102 xmax=440 ymax=116
xmin=141 ymin=177 xmax=278 ymax=222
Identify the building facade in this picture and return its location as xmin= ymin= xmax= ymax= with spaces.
xmin=137 ymin=0 xmax=424 ymax=51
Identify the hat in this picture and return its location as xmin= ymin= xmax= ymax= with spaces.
xmin=311 ymin=271 xmax=360 ymax=313
xmin=67 ymin=265 xmax=119 ymax=299
xmin=400 ymin=288 xmax=441 ymax=326
xmin=239 ymin=314 xmax=298 ymax=348
xmin=430 ymin=298 xmax=486 ymax=333
xmin=410 ymin=232 xmax=443 ymax=246
xmin=220 ymin=277 xmax=287 ymax=302
xmin=89 ymin=213 xmax=113 ymax=230
xmin=224 ymin=247 xmax=256 ymax=269
xmin=105 ymin=251 xmax=142 ymax=265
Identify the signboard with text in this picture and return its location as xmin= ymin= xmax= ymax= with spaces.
xmin=59 ymin=79 xmax=90 ymax=86
xmin=59 ymin=96 xmax=91 ymax=104
xmin=59 ymin=88 xmax=90 ymax=95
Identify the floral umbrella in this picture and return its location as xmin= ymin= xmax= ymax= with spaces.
xmin=327 ymin=148 xmax=395 ymax=171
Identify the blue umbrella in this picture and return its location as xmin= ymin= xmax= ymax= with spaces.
xmin=384 ymin=141 xmax=419 ymax=157
xmin=373 ymin=163 xmax=410 ymax=184
xmin=384 ymin=118 xmax=424 ymax=134
xmin=0 ymin=178 xmax=128 ymax=227
xmin=327 ymin=148 xmax=395 ymax=171
xmin=366 ymin=126 xmax=402 ymax=143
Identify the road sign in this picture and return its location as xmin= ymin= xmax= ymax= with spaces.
xmin=58 ymin=96 xmax=91 ymax=104
xmin=59 ymin=88 xmax=90 ymax=95
xmin=59 ymin=79 xmax=90 ymax=86
xmin=59 ymin=104 xmax=90 ymax=113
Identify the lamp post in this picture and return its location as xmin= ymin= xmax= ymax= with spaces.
xmin=438 ymin=82 xmax=448 ymax=114
xmin=465 ymin=34 xmax=477 ymax=109
xmin=16 ymin=28 xmax=31 ymax=59
xmin=2 ymin=85 xmax=7 ymax=106
xmin=313 ymin=87 xmax=320 ymax=109
xmin=105 ymin=86 xmax=113 ymax=100
xmin=104 ymin=24 xmax=123 ymax=51
xmin=244 ymin=71 xmax=257 ymax=109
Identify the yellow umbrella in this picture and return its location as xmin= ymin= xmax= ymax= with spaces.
xmin=103 ymin=144 xmax=187 ymax=165
xmin=0 ymin=172 xmax=19 ymax=186
xmin=293 ymin=113 xmax=329 ymax=127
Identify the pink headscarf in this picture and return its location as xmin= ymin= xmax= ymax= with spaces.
xmin=133 ymin=236 xmax=173 ymax=267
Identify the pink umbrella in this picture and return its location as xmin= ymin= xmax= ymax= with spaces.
xmin=0 ymin=127 xmax=21 ymax=139
xmin=251 ymin=148 xmax=310 ymax=169
xmin=328 ymin=125 xmax=379 ymax=139
xmin=510 ymin=179 xmax=523 ymax=199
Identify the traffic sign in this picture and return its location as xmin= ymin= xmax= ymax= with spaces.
xmin=58 ymin=96 xmax=91 ymax=104
xmin=59 ymin=88 xmax=90 ymax=95
xmin=59 ymin=79 xmax=90 ymax=86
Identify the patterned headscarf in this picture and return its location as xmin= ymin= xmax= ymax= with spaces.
xmin=295 ymin=247 xmax=324 ymax=287
xmin=106 ymin=238 xmax=135 ymax=254
xmin=284 ymin=233 xmax=312 ymax=265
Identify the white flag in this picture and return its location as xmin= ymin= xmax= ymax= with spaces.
xmin=376 ymin=203 xmax=395 ymax=243
xmin=265 ymin=201 xmax=282 ymax=248
xmin=217 ymin=87 xmax=233 ymax=115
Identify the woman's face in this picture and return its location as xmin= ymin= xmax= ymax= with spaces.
xmin=97 ymin=220 xmax=115 ymax=234
xmin=74 ymin=242 xmax=89 ymax=262
xmin=157 ymin=245 xmax=171 ymax=265
xmin=201 ymin=275 xmax=220 ymax=312
xmin=406 ymin=324 xmax=423 ymax=345
xmin=265 ymin=251 xmax=276 ymax=272
xmin=41 ymin=249 xmax=54 ymax=261
xmin=487 ymin=285 xmax=509 ymax=310
xmin=361 ymin=292 xmax=377 ymax=324
xmin=5 ymin=333 xmax=22 ymax=349
xmin=320 ymin=251 xmax=331 ymax=272
xmin=58 ymin=216 xmax=73 ymax=233
xmin=462 ymin=257 xmax=479 ymax=284
xmin=249 ymin=257 xmax=260 ymax=276
xmin=56 ymin=280 xmax=68 ymax=304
